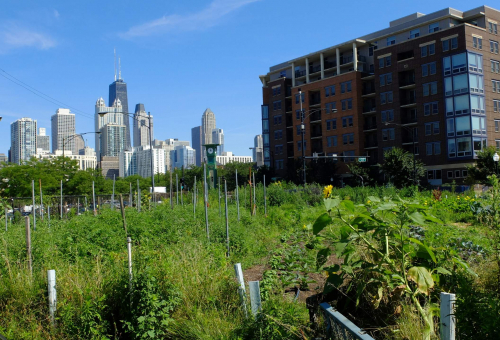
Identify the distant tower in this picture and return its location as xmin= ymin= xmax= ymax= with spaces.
xmin=212 ymin=128 xmax=224 ymax=154
xmin=109 ymin=55 xmax=131 ymax=148
xmin=37 ymin=127 xmax=50 ymax=153
xmin=51 ymin=108 xmax=75 ymax=153
xmin=201 ymin=108 xmax=216 ymax=162
xmin=95 ymin=97 xmax=126 ymax=159
xmin=191 ymin=126 xmax=202 ymax=166
xmin=11 ymin=118 xmax=37 ymax=164
xmin=133 ymin=104 xmax=153 ymax=147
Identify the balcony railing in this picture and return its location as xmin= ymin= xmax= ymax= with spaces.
xmin=309 ymin=112 xmax=322 ymax=122
xmin=401 ymin=116 xmax=418 ymax=124
xmin=295 ymin=70 xmax=306 ymax=78
xmin=341 ymin=56 xmax=353 ymax=65
xmin=311 ymin=129 xmax=323 ymax=138
xmin=364 ymin=140 xmax=378 ymax=148
xmin=362 ymin=88 xmax=376 ymax=95
xmin=364 ymin=123 xmax=377 ymax=130
xmin=400 ymin=98 xmax=416 ymax=106
xmin=362 ymin=106 xmax=377 ymax=113
xmin=309 ymin=65 xmax=321 ymax=74
xmin=400 ymin=79 xmax=416 ymax=87
xmin=324 ymin=60 xmax=337 ymax=69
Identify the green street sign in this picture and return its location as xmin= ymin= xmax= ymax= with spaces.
xmin=358 ymin=157 xmax=367 ymax=163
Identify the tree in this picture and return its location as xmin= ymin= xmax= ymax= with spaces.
xmin=466 ymin=146 xmax=498 ymax=185
xmin=347 ymin=160 xmax=369 ymax=187
xmin=380 ymin=148 xmax=425 ymax=188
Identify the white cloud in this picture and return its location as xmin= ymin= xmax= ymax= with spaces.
xmin=0 ymin=23 xmax=56 ymax=53
xmin=120 ymin=0 xmax=260 ymax=38
xmin=53 ymin=10 xmax=60 ymax=18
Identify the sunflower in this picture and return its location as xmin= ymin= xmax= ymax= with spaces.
xmin=323 ymin=185 xmax=333 ymax=198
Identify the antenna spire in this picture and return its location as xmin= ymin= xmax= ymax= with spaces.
xmin=114 ymin=48 xmax=117 ymax=81
xmin=118 ymin=57 xmax=121 ymax=80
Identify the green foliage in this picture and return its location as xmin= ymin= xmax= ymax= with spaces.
xmin=466 ymin=146 xmax=499 ymax=184
xmin=380 ymin=147 xmax=425 ymax=188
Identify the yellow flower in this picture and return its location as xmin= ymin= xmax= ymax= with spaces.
xmin=424 ymin=202 xmax=427 ymax=205
xmin=323 ymin=185 xmax=333 ymax=198
xmin=303 ymin=224 xmax=307 ymax=230
xmin=367 ymin=200 xmax=371 ymax=204
xmin=323 ymin=271 xmax=330 ymax=277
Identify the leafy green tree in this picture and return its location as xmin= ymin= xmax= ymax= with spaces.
xmin=380 ymin=148 xmax=425 ymax=188
xmin=466 ymin=146 xmax=499 ymax=185
xmin=347 ymin=160 xmax=369 ymax=187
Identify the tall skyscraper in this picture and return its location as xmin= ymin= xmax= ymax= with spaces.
xmin=74 ymin=135 xmax=85 ymax=155
xmin=191 ymin=126 xmax=202 ymax=166
xmin=171 ymin=145 xmax=196 ymax=169
xmin=212 ymin=128 xmax=224 ymax=154
xmin=133 ymin=103 xmax=153 ymax=147
xmin=109 ymin=61 xmax=130 ymax=149
xmin=11 ymin=118 xmax=37 ymax=164
xmin=37 ymin=127 xmax=50 ymax=153
xmin=254 ymin=134 xmax=264 ymax=167
xmin=201 ymin=108 xmax=216 ymax=163
xmin=51 ymin=108 xmax=75 ymax=153
xmin=95 ymin=97 xmax=125 ymax=160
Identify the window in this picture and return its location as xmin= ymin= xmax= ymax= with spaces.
xmin=325 ymin=102 xmax=336 ymax=113
xmin=274 ymin=130 xmax=283 ymax=139
xmin=448 ymin=139 xmax=456 ymax=158
xmin=273 ymin=115 xmax=282 ymax=125
xmin=426 ymin=142 xmax=441 ymax=155
xmin=297 ymin=141 xmax=306 ymax=151
xmin=380 ymin=73 xmax=392 ymax=86
xmin=421 ymin=46 xmax=428 ymax=57
xmin=468 ymin=53 xmax=483 ymax=73
xmin=454 ymin=95 xmax=470 ymax=114
xmin=340 ymin=81 xmax=352 ymax=93
xmin=342 ymin=133 xmax=354 ymax=145
xmin=343 ymin=150 xmax=355 ymax=163
xmin=272 ymin=86 xmax=281 ymax=96
xmin=275 ymin=145 xmax=283 ymax=155
xmin=489 ymin=21 xmax=498 ymax=34
xmin=491 ymin=40 xmax=499 ymax=54
xmin=473 ymin=36 xmax=483 ymax=49
xmin=326 ymin=119 xmax=337 ymax=131
xmin=342 ymin=116 xmax=353 ymax=128
xmin=386 ymin=56 xmax=392 ymax=66
xmin=422 ymin=62 xmax=437 ymax=76
xmin=447 ymin=118 xmax=455 ymax=137
xmin=447 ymin=170 xmax=453 ymax=178
xmin=469 ymin=74 xmax=484 ymax=93
xmin=296 ymin=110 xmax=302 ymax=120
xmin=494 ymin=100 xmax=500 ymax=112
xmin=455 ymin=116 xmax=471 ymax=136
xmin=410 ymin=29 xmax=420 ymax=39
xmin=425 ymin=122 xmax=440 ymax=135
xmin=327 ymin=136 xmax=338 ymax=147
xmin=325 ymin=85 xmax=335 ymax=97
xmin=273 ymin=100 xmax=282 ymax=111
xmin=492 ymin=60 xmax=500 ymax=73
xmin=341 ymin=98 xmax=353 ymax=110
xmin=380 ymin=91 xmax=393 ymax=104
xmin=442 ymin=37 xmax=457 ymax=52
xmin=495 ymin=120 xmax=500 ymax=132
xmin=445 ymin=74 xmax=468 ymax=95
xmin=381 ymin=110 xmax=394 ymax=122
xmin=471 ymin=116 xmax=487 ymax=135
xmin=382 ymin=128 xmax=395 ymax=141
xmin=295 ymin=93 xmax=305 ymax=104
xmin=275 ymin=160 xmax=284 ymax=169
xmin=473 ymin=137 xmax=487 ymax=156
xmin=424 ymin=102 xmax=439 ymax=116
xmin=429 ymin=43 xmax=435 ymax=55
xmin=427 ymin=170 xmax=442 ymax=180
xmin=423 ymin=82 xmax=437 ymax=96
xmin=387 ymin=36 xmax=396 ymax=46
xmin=379 ymin=58 xmax=384 ymax=69
xmin=429 ymin=23 xmax=440 ymax=33
xmin=296 ymin=125 xmax=301 ymax=135
xmin=493 ymin=80 xmax=500 ymax=93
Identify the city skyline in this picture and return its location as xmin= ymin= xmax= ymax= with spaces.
xmin=1 ymin=1 xmax=478 ymax=159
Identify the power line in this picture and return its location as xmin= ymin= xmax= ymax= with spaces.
xmin=0 ymin=68 xmax=94 ymax=120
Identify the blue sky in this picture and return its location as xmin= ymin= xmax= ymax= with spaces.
xmin=0 ymin=0 xmax=493 ymax=157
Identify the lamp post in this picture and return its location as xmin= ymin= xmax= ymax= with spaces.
xmin=298 ymin=88 xmax=337 ymax=188
xmin=493 ymin=152 xmax=499 ymax=176
xmin=62 ymin=132 xmax=101 ymax=168
xmin=384 ymin=122 xmax=417 ymax=186
xmin=98 ymin=111 xmax=155 ymax=203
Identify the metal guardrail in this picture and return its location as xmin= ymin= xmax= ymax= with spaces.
xmin=320 ymin=303 xmax=375 ymax=340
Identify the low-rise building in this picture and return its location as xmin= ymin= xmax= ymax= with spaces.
xmin=216 ymin=151 xmax=253 ymax=166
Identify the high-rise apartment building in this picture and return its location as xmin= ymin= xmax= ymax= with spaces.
xmin=10 ymin=118 xmax=37 ymax=164
xmin=51 ymin=108 xmax=75 ymax=154
xmin=109 ymin=74 xmax=130 ymax=148
xmin=154 ymin=138 xmax=190 ymax=171
xmin=260 ymin=5 xmax=500 ymax=185
xmin=212 ymin=128 xmax=224 ymax=154
xmin=37 ymin=127 xmax=50 ymax=153
xmin=74 ymin=135 xmax=85 ymax=155
xmin=119 ymin=145 xmax=165 ymax=178
xmin=201 ymin=108 xmax=216 ymax=162
xmin=253 ymin=134 xmax=264 ymax=167
xmin=191 ymin=126 xmax=202 ymax=166
xmin=95 ymin=97 xmax=126 ymax=159
xmin=171 ymin=145 xmax=196 ymax=169
xmin=133 ymin=104 xmax=153 ymax=147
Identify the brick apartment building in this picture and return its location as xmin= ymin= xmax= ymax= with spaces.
xmin=259 ymin=5 xmax=500 ymax=185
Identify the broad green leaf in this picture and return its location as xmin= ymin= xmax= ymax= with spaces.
xmin=324 ymin=264 xmax=340 ymax=273
xmin=355 ymin=281 xmax=367 ymax=306
xmin=341 ymin=200 xmax=355 ymax=213
xmin=452 ymin=257 xmax=478 ymax=277
xmin=409 ymin=238 xmax=437 ymax=263
xmin=407 ymin=266 xmax=434 ymax=295
xmin=377 ymin=202 xmax=397 ymax=211
xmin=435 ymin=267 xmax=452 ymax=275
xmin=313 ymin=213 xmax=332 ymax=235
xmin=316 ymin=247 xmax=331 ymax=270
xmin=334 ymin=242 xmax=348 ymax=257
xmin=340 ymin=225 xmax=352 ymax=240
xmin=423 ymin=212 xmax=443 ymax=224
xmin=432 ymin=273 xmax=440 ymax=284
xmin=324 ymin=273 xmax=343 ymax=293
xmin=407 ymin=211 xmax=426 ymax=225
xmin=367 ymin=196 xmax=380 ymax=203
xmin=324 ymin=197 xmax=341 ymax=211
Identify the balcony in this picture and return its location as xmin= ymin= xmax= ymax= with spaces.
xmin=295 ymin=70 xmax=306 ymax=78
xmin=362 ymin=105 xmax=377 ymax=114
xmin=400 ymin=98 xmax=417 ymax=107
xmin=309 ymin=64 xmax=321 ymax=74
xmin=324 ymin=60 xmax=337 ymax=69
xmin=309 ymin=111 xmax=322 ymax=122
xmin=364 ymin=140 xmax=379 ymax=148
xmin=401 ymin=116 xmax=417 ymax=125
xmin=363 ymin=123 xmax=377 ymax=131
xmin=341 ymin=55 xmax=353 ymax=65
xmin=311 ymin=128 xmax=322 ymax=138
xmin=362 ymin=87 xmax=376 ymax=96
xmin=402 ymin=135 xmax=417 ymax=144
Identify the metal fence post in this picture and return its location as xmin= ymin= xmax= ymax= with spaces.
xmin=224 ymin=179 xmax=229 ymax=256
xmin=39 ymin=179 xmax=43 ymax=221
xmin=176 ymin=174 xmax=179 ymax=205
xmin=60 ymin=180 xmax=63 ymax=219
xmin=25 ymin=216 xmax=32 ymax=275
xmin=47 ymin=269 xmax=57 ymax=326
xmin=236 ymin=169 xmax=240 ymax=221
xmin=234 ymin=263 xmax=247 ymax=318
xmin=193 ymin=176 xmax=197 ymax=218
xmin=111 ymin=174 xmax=116 ymax=210
xmin=264 ymin=175 xmax=267 ymax=216
xmin=5 ymin=207 xmax=8 ymax=231
xmin=170 ymin=172 xmax=173 ymax=210
xmin=218 ymin=177 xmax=222 ymax=218
xmin=32 ymin=180 xmax=36 ymax=231
xmin=203 ymin=163 xmax=209 ymax=240
xmin=253 ymin=172 xmax=256 ymax=215
xmin=440 ymin=292 xmax=456 ymax=340
xmin=93 ymin=181 xmax=96 ymax=216
xmin=249 ymin=281 xmax=262 ymax=316
xmin=129 ymin=183 xmax=132 ymax=208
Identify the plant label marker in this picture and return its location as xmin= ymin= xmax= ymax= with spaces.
xmin=127 ymin=237 xmax=133 ymax=291
xmin=234 ymin=263 xmax=247 ymax=318
xmin=440 ymin=292 xmax=456 ymax=340
xmin=47 ymin=269 xmax=56 ymax=326
xmin=249 ymin=281 xmax=262 ymax=316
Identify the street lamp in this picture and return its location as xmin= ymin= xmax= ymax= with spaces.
xmin=62 ymin=131 xmax=101 ymax=168
xmin=493 ymin=152 xmax=499 ymax=176
xmin=98 ymin=111 xmax=155 ymax=202
xmin=298 ymin=88 xmax=337 ymax=188
xmin=0 ymin=116 xmax=2 ymax=122
xmin=384 ymin=122 xmax=417 ymax=186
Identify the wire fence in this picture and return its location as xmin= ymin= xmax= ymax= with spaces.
xmin=320 ymin=302 xmax=375 ymax=340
